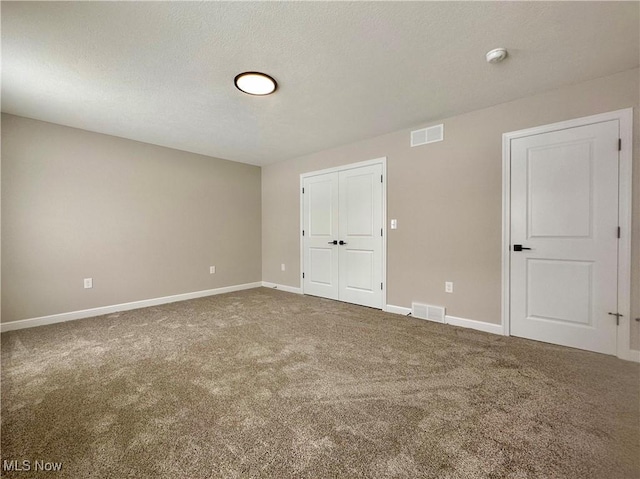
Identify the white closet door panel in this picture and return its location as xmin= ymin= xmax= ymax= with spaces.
xmin=303 ymin=173 xmax=339 ymax=300
xmin=338 ymin=164 xmax=383 ymax=308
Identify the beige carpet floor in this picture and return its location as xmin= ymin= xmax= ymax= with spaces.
xmin=1 ymin=287 xmax=639 ymax=478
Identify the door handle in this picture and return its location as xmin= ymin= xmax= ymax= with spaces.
xmin=339 ymin=240 xmax=347 ymax=245
xmin=513 ymin=244 xmax=532 ymax=251
xmin=327 ymin=240 xmax=338 ymax=245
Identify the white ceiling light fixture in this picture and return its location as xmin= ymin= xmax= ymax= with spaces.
xmin=486 ymin=48 xmax=508 ymax=63
xmin=234 ymin=71 xmax=277 ymax=96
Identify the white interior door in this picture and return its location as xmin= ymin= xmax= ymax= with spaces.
xmin=510 ymin=120 xmax=620 ymax=354
xmin=339 ymin=164 xmax=383 ymax=308
xmin=302 ymin=172 xmax=339 ymax=300
xmin=302 ymin=163 xmax=383 ymax=309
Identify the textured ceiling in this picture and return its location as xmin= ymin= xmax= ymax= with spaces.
xmin=2 ymin=2 xmax=638 ymax=166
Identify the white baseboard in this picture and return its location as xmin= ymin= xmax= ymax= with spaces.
xmin=261 ymin=282 xmax=302 ymax=294
xmin=444 ymin=315 xmax=504 ymax=335
xmin=386 ymin=304 xmax=412 ymax=316
xmin=618 ymin=348 xmax=640 ymax=363
xmin=386 ymin=304 xmax=504 ymax=336
xmin=7 ymin=286 xmax=632 ymax=361
xmin=0 ymin=282 xmax=262 ymax=333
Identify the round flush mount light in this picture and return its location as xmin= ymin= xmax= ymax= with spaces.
xmin=234 ymin=71 xmax=277 ymax=96
xmin=486 ymin=48 xmax=508 ymax=64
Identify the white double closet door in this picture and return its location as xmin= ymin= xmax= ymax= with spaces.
xmin=302 ymin=163 xmax=383 ymax=309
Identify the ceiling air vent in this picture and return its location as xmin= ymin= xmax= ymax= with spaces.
xmin=411 ymin=302 xmax=445 ymax=323
xmin=411 ymin=124 xmax=444 ymax=147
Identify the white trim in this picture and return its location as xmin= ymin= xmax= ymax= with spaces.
xmin=381 ymin=158 xmax=388 ymax=312
xmin=0 ymin=282 xmax=262 ymax=333
xmin=299 ymin=157 xmax=388 ymax=311
xmin=261 ymin=282 xmax=302 ymax=294
xmin=387 ymin=305 xmax=504 ymax=335
xmin=300 ymin=157 xmax=387 ymax=179
xmin=501 ymin=124 xmax=511 ymax=337
xmin=299 ymin=173 xmax=305 ymax=299
xmin=616 ymin=109 xmax=634 ymax=362
xmin=386 ymin=304 xmax=412 ymax=316
xmin=617 ymin=348 xmax=640 ymax=363
xmin=445 ymin=315 xmax=505 ymax=336
xmin=501 ymin=108 xmax=634 ymax=360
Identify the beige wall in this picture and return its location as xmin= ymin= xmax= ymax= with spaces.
xmin=262 ymin=68 xmax=640 ymax=350
xmin=1 ymin=114 xmax=261 ymax=323
xmin=2 ymin=69 xmax=638 ymax=351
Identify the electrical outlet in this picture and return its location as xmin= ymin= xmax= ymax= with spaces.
xmin=281 ymin=263 xmax=286 ymax=271
xmin=210 ymin=266 xmax=216 ymax=274
xmin=84 ymin=278 xmax=93 ymax=289
xmin=390 ymin=219 xmax=398 ymax=230
xmin=445 ymin=281 xmax=453 ymax=293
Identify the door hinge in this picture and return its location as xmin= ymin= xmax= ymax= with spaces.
xmin=302 ymin=272 xmax=305 ymax=279
xmin=381 ymin=282 xmax=383 ymax=290
xmin=302 ymin=187 xmax=305 ymax=194
xmin=381 ymin=174 xmax=383 ymax=183
xmin=381 ymin=228 xmax=383 ymax=237
xmin=302 ymin=230 xmax=305 ymax=236
xmin=618 ymin=138 xmax=622 ymax=151
xmin=617 ymin=226 xmax=621 ymax=238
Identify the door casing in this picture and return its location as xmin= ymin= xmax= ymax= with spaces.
xmin=300 ymin=157 xmax=387 ymax=311
xmin=501 ymin=108 xmax=635 ymax=361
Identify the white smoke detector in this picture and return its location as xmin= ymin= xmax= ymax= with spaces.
xmin=486 ymin=48 xmax=508 ymax=63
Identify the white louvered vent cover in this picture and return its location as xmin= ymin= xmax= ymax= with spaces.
xmin=410 ymin=124 xmax=444 ymax=147
xmin=411 ymin=302 xmax=446 ymax=323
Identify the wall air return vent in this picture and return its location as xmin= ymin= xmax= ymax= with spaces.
xmin=410 ymin=124 xmax=444 ymax=147
xmin=411 ymin=302 xmax=445 ymax=323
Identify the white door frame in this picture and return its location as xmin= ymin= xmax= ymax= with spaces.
xmin=300 ymin=157 xmax=388 ymax=311
xmin=501 ymin=108 xmax=636 ymax=361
